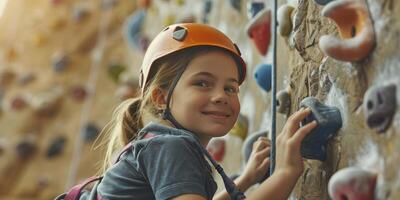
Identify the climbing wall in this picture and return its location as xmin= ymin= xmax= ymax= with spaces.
xmin=0 ymin=0 xmax=138 ymax=199
xmin=274 ymin=0 xmax=400 ymax=199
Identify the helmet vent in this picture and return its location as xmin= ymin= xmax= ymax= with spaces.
xmin=172 ymin=26 xmax=187 ymax=41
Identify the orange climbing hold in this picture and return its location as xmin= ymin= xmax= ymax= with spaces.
xmin=319 ymin=0 xmax=375 ymax=62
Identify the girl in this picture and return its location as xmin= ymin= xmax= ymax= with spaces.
xmin=97 ymin=23 xmax=317 ymax=200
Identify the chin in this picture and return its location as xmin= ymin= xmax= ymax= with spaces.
xmin=204 ymin=126 xmax=232 ymax=137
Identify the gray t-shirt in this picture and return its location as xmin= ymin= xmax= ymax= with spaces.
xmin=97 ymin=122 xmax=218 ymax=200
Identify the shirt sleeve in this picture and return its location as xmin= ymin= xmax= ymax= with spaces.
xmin=137 ymin=136 xmax=210 ymax=200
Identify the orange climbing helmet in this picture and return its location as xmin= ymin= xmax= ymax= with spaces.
xmin=139 ymin=23 xmax=247 ymax=93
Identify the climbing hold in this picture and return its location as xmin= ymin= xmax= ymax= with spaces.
xmin=46 ymin=136 xmax=67 ymax=158
xmin=30 ymin=87 xmax=63 ymax=117
xmin=70 ymin=86 xmax=87 ymax=102
xmin=175 ymin=0 xmax=185 ymax=6
xmin=83 ymin=123 xmax=100 ymax=143
xmin=52 ymin=52 xmax=69 ymax=73
xmin=119 ymin=71 xmax=139 ymax=88
xmin=123 ymin=10 xmax=146 ymax=51
xmin=10 ymin=96 xmax=28 ymax=111
xmin=31 ymin=32 xmax=47 ymax=46
xmin=299 ymin=97 xmax=342 ymax=161
xmin=101 ymin=0 xmax=117 ymax=10
xmin=0 ymin=69 xmax=16 ymax=88
xmin=229 ymin=0 xmax=241 ymax=12
xmin=242 ymin=130 xmax=269 ymax=183
xmin=5 ymin=47 xmax=18 ymax=61
xmin=115 ymin=85 xmax=136 ymax=101
xmin=72 ymin=5 xmax=90 ymax=22
xmin=108 ymin=63 xmax=126 ymax=83
xmin=18 ymin=72 xmax=36 ymax=86
xmin=178 ymin=14 xmax=196 ymax=23
xmin=229 ymin=113 xmax=249 ymax=140
xmin=253 ymin=63 xmax=272 ymax=92
xmin=363 ymin=84 xmax=397 ymax=133
xmin=137 ymin=0 xmax=152 ymax=8
xmin=164 ymin=14 xmax=176 ymax=26
xmin=328 ymin=167 xmax=377 ymax=200
xmin=37 ymin=175 xmax=50 ymax=189
xmin=16 ymin=135 xmax=37 ymax=159
xmin=206 ymin=137 xmax=226 ymax=162
xmin=277 ymin=4 xmax=294 ymax=37
xmin=0 ymin=138 xmax=7 ymax=155
xmin=246 ymin=1 xmax=265 ymax=19
xmin=50 ymin=0 xmax=62 ymax=5
xmin=202 ymin=0 xmax=212 ymax=23
xmin=246 ymin=9 xmax=271 ymax=56
xmin=48 ymin=17 xmax=66 ymax=31
xmin=319 ymin=0 xmax=375 ymax=62
xmin=314 ymin=0 xmax=334 ymax=6
xmin=277 ymin=88 xmax=291 ymax=114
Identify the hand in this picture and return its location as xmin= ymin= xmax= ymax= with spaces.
xmin=275 ymin=107 xmax=317 ymax=177
xmin=241 ymin=137 xmax=271 ymax=186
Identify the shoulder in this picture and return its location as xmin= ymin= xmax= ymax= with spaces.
xmin=138 ymin=134 xmax=198 ymax=154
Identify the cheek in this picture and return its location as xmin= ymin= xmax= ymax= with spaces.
xmin=231 ymin=98 xmax=240 ymax=117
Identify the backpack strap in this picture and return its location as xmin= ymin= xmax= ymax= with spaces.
xmin=64 ymin=176 xmax=103 ymax=200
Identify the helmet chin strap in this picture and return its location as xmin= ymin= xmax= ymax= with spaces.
xmin=161 ymin=66 xmax=188 ymax=131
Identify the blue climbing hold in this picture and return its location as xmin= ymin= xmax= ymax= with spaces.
xmin=123 ymin=9 xmax=146 ymax=50
xmin=229 ymin=0 xmax=241 ymax=12
xmin=314 ymin=0 xmax=335 ymax=6
xmin=299 ymin=97 xmax=342 ymax=161
xmin=247 ymin=2 xmax=265 ymax=19
xmin=254 ymin=63 xmax=272 ymax=92
xmin=83 ymin=123 xmax=100 ymax=143
xmin=202 ymin=0 xmax=212 ymax=23
xmin=46 ymin=136 xmax=67 ymax=158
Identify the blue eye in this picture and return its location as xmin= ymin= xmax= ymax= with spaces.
xmin=225 ymin=86 xmax=239 ymax=93
xmin=194 ymin=80 xmax=209 ymax=88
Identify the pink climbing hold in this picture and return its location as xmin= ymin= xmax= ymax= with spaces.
xmin=206 ymin=137 xmax=226 ymax=162
xmin=328 ymin=167 xmax=377 ymax=200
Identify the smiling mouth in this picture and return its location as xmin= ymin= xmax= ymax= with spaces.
xmin=202 ymin=111 xmax=230 ymax=118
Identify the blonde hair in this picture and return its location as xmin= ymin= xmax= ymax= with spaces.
xmin=99 ymin=46 xmax=234 ymax=173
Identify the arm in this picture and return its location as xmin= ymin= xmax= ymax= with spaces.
xmin=214 ymin=137 xmax=271 ymax=200
xmin=246 ymin=108 xmax=317 ymax=200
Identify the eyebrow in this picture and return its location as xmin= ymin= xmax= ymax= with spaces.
xmin=192 ymin=72 xmax=239 ymax=83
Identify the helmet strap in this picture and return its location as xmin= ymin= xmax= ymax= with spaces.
xmin=161 ymin=65 xmax=188 ymax=131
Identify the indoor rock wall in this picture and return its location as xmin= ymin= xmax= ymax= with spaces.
xmin=277 ymin=0 xmax=400 ymax=199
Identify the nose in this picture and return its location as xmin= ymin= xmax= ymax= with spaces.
xmin=211 ymin=88 xmax=228 ymax=105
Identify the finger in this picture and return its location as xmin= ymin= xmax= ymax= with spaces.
xmin=260 ymin=157 xmax=270 ymax=169
xmin=286 ymin=107 xmax=312 ymax=136
xmin=254 ymin=138 xmax=269 ymax=151
xmin=257 ymin=137 xmax=271 ymax=146
xmin=292 ymin=120 xmax=318 ymax=143
xmin=255 ymin=147 xmax=270 ymax=160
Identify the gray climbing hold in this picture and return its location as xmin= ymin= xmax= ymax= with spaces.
xmin=363 ymin=84 xmax=397 ymax=133
xmin=46 ymin=135 xmax=67 ymax=158
xmin=299 ymin=97 xmax=342 ymax=161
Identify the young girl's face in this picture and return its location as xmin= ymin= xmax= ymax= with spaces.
xmin=169 ymin=50 xmax=240 ymax=144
